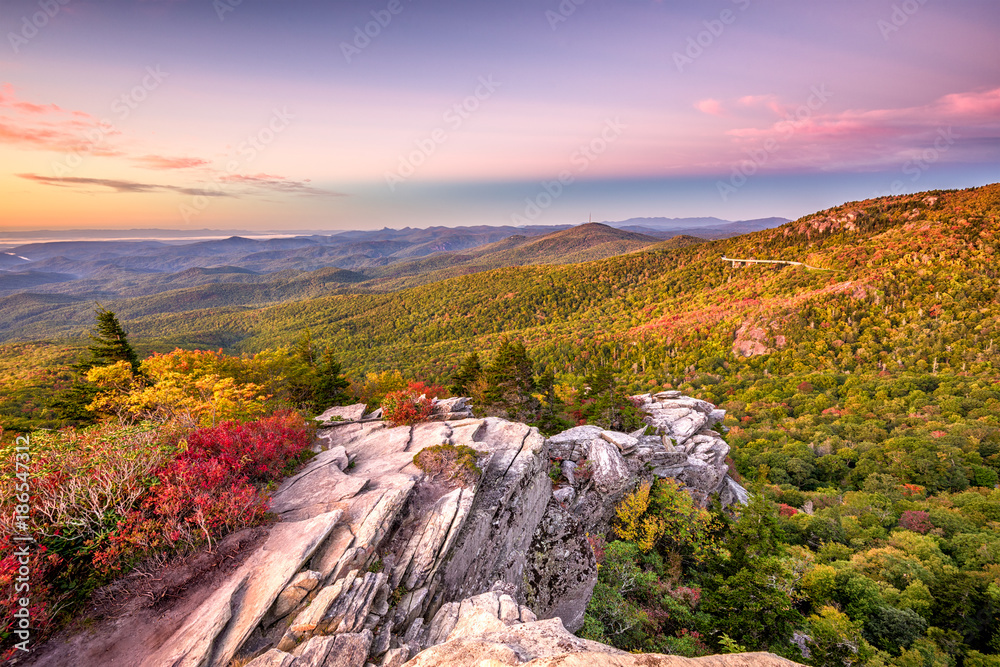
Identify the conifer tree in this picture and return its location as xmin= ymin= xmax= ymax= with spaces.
xmin=314 ymin=348 xmax=351 ymax=408
xmin=481 ymin=338 xmax=539 ymax=422
xmin=449 ymin=352 xmax=482 ymax=396
xmin=581 ymin=365 xmax=642 ymax=432
xmin=287 ymin=330 xmax=352 ymax=411
xmin=79 ymin=307 xmax=141 ymax=374
xmin=534 ymin=369 xmax=571 ymax=435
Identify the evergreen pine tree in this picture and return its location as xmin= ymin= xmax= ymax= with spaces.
xmin=79 ymin=307 xmax=140 ymax=374
xmin=533 ymin=369 xmax=571 ymax=435
xmin=314 ymin=348 xmax=351 ymax=409
xmin=581 ymin=365 xmax=642 ymax=431
xmin=481 ymin=338 xmax=539 ymax=422
xmin=287 ymin=330 xmax=352 ymax=411
xmin=449 ymin=352 xmax=482 ymax=396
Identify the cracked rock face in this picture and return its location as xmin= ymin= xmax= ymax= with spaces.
xmin=406 ymin=591 xmax=802 ymax=666
xmin=137 ymin=394 xmax=749 ymax=667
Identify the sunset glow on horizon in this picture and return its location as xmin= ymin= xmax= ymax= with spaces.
xmin=1 ymin=0 xmax=998 ymax=232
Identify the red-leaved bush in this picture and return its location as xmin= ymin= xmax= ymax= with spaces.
xmin=381 ymin=389 xmax=435 ymax=426
xmin=778 ymin=503 xmax=798 ymax=517
xmin=0 ymin=412 xmax=311 ymax=657
xmin=178 ymin=411 xmax=312 ymax=484
xmin=898 ymin=510 xmax=933 ymax=534
xmin=95 ymin=411 xmax=310 ymax=566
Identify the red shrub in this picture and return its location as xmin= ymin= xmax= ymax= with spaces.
xmin=381 ymin=390 xmax=434 ymax=426
xmin=179 ymin=411 xmax=311 ymax=483
xmin=0 ymin=535 xmax=57 ymax=660
xmin=1 ymin=413 xmax=311 ymax=657
xmin=118 ymin=412 xmax=309 ymax=555
xmin=406 ymin=381 xmax=448 ymax=399
xmin=778 ymin=503 xmax=798 ymax=517
xmin=898 ymin=510 xmax=933 ymax=534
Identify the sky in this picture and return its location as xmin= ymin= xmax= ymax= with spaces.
xmin=1 ymin=0 xmax=998 ymax=232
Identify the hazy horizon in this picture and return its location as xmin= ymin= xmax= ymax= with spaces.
xmin=0 ymin=214 xmax=794 ymax=251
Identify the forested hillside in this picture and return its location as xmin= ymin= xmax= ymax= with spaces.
xmin=0 ymin=224 xmax=667 ymax=340
xmin=3 ymin=184 xmax=999 ymax=665
xmin=83 ymin=185 xmax=995 ymax=381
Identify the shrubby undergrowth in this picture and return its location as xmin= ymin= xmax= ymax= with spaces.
xmin=0 ymin=412 xmax=311 ymax=659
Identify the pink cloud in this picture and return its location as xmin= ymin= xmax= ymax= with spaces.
xmin=706 ymin=86 xmax=1000 ymax=170
xmin=132 ymin=155 xmax=211 ymax=170
xmin=220 ymin=172 xmax=289 ymax=183
xmin=737 ymin=94 xmax=784 ymax=115
xmin=933 ymin=87 xmax=1000 ymax=118
xmin=694 ymin=98 xmax=725 ymax=116
xmin=727 ymin=87 xmax=1000 ymax=143
xmin=217 ymin=172 xmax=341 ymax=196
xmin=0 ymin=83 xmax=121 ymax=154
xmin=17 ymin=173 xmax=232 ymax=197
xmin=1 ymin=83 xmax=70 ymax=116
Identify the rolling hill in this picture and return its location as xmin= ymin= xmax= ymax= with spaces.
xmin=89 ymin=184 xmax=997 ymax=383
xmin=359 ymin=222 xmax=684 ymax=288
xmin=5 ymin=185 xmax=998 ymax=393
xmin=0 ymin=223 xmax=681 ymax=339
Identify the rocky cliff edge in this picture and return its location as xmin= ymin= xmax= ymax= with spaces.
xmin=126 ymin=392 xmax=789 ymax=667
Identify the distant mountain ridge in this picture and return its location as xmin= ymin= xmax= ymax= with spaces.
xmin=0 ymin=215 xmax=784 ymax=338
xmin=0 ymin=221 xmax=702 ymax=340
xmin=610 ymin=216 xmax=789 ymax=239
xmin=0 ymin=216 xmax=775 ymax=300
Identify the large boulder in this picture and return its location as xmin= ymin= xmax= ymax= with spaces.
xmin=141 ymin=510 xmax=343 ymax=667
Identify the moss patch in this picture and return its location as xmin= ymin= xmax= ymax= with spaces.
xmin=413 ymin=443 xmax=482 ymax=487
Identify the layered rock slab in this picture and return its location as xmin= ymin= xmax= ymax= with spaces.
xmin=134 ymin=395 xmax=750 ymax=667
xmin=141 ymin=510 xmax=342 ymax=667
xmin=406 ymin=591 xmax=802 ymax=667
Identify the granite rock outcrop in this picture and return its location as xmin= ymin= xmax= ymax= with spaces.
xmin=138 ymin=392 xmax=753 ymax=667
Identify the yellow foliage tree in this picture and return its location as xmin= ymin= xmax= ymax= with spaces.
xmin=87 ymin=350 xmax=270 ymax=427
xmin=85 ymin=361 xmax=143 ymax=421
xmin=614 ymin=481 xmax=661 ymax=552
xmin=352 ymin=370 xmax=406 ymax=406
xmin=614 ymin=478 xmax=723 ymax=567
